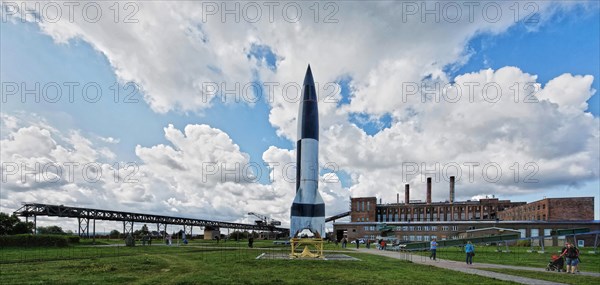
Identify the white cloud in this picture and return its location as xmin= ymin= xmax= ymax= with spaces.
xmin=2 ymin=1 xmax=599 ymax=226
xmin=317 ymin=67 xmax=599 ymax=204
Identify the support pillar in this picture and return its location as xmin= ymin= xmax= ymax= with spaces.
xmin=78 ymin=217 xmax=90 ymax=238
xmin=123 ymin=220 xmax=134 ymax=236
xmin=184 ymin=225 xmax=193 ymax=237
xmin=157 ymin=223 xmax=167 ymax=239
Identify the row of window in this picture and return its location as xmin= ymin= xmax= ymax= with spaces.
xmin=401 ymin=235 xmax=439 ymax=241
xmin=375 ymin=212 xmax=489 ymax=222
xmin=396 ymin=225 xmax=458 ymax=232
xmin=361 ymin=225 xmax=460 ymax=232
xmin=377 ymin=206 xmax=496 ymax=213
xmin=356 ymin=201 xmax=371 ymax=212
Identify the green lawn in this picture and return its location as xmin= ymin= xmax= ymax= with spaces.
xmin=480 ymin=268 xmax=600 ymax=285
xmin=0 ymin=245 xmax=516 ymax=284
xmin=411 ymin=245 xmax=600 ymax=273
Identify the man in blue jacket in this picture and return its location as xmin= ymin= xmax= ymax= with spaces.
xmin=465 ymin=241 xmax=475 ymax=265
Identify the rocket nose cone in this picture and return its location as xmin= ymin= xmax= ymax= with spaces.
xmin=302 ymin=65 xmax=317 ymax=101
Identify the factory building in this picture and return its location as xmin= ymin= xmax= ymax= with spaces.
xmin=333 ymin=177 xmax=598 ymax=246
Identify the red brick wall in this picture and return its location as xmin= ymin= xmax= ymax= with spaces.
xmin=548 ymin=198 xmax=594 ymax=220
xmin=498 ymin=198 xmax=594 ymax=221
xmin=350 ymin=197 xmax=377 ymax=222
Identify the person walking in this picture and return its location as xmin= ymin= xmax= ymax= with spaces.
xmin=560 ymin=242 xmax=580 ymax=274
xmin=465 ymin=241 xmax=475 ymax=265
xmin=430 ymin=238 xmax=438 ymax=260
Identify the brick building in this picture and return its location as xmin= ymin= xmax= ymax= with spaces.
xmin=497 ymin=197 xmax=594 ymax=221
xmin=333 ymin=177 xmax=598 ymax=246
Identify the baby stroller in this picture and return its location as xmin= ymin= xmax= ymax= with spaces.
xmin=546 ymin=255 xmax=564 ymax=272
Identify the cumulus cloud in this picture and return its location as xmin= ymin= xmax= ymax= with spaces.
xmin=2 ymin=1 xmax=599 ymax=227
xmin=318 ymin=67 xmax=598 ymax=204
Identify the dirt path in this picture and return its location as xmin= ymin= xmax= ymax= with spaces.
xmin=352 ymin=248 xmax=570 ymax=285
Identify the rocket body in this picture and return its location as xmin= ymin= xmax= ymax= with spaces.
xmin=290 ymin=65 xmax=325 ymax=238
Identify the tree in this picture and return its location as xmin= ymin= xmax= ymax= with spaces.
xmin=37 ymin=225 xmax=66 ymax=235
xmin=109 ymin=230 xmax=120 ymax=238
xmin=0 ymin=212 xmax=34 ymax=235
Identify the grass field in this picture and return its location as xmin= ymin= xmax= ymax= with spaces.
xmin=0 ymin=242 xmax=516 ymax=284
xmin=411 ymin=245 xmax=600 ymax=273
xmin=480 ymin=268 xmax=600 ymax=285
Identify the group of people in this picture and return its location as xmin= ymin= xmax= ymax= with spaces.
xmin=560 ymin=242 xmax=580 ymax=274
xmin=429 ymin=238 xmax=475 ymax=265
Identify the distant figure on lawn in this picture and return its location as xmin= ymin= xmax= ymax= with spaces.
xmin=430 ymin=238 xmax=437 ymax=260
xmin=341 ymin=237 xmax=347 ymax=248
xmin=356 ymin=239 xmax=360 ymax=249
xmin=465 ymin=241 xmax=475 ymax=265
xmin=248 ymin=236 xmax=254 ymax=248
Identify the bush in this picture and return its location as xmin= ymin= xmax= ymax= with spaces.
xmin=516 ymin=240 xmax=531 ymax=247
xmin=66 ymin=236 xmax=80 ymax=244
xmin=0 ymin=234 xmax=79 ymax=247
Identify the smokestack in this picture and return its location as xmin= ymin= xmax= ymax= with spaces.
xmin=404 ymin=184 xmax=410 ymax=204
xmin=426 ymin=177 xmax=432 ymax=204
xmin=450 ymin=176 xmax=455 ymax=203
xmin=397 ymin=193 xmax=400 ymax=204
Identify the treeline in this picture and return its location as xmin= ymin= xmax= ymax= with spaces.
xmin=0 ymin=234 xmax=80 ymax=247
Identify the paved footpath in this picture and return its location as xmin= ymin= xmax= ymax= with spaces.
xmin=351 ymin=248 xmax=594 ymax=285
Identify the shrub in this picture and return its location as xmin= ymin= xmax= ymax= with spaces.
xmin=0 ymin=234 xmax=79 ymax=247
xmin=515 ymin=240 xmax=531 ymax=247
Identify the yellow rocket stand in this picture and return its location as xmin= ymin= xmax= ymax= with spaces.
xmin=290 ymin=238 xmax=324 ymax=258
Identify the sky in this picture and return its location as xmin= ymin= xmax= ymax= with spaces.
xmin=1 ymin=1 xmax=599 ymax=233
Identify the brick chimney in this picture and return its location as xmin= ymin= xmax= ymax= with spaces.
xmin=397 ymin=193 xmax=400 ymax=204
xmin=450 ymin=176 xmax=455 ymax=203
xmin=404 ymin=184 xmax=410 ymax=204
xmin=426 ymin=177 xmax=432 ymax=204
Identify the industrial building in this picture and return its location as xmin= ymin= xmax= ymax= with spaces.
xmin=333 ymin=177 xmax=598 ymax=246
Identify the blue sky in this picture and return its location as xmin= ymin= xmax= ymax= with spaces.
xmin=1 ymin=2 xmax=599 ymax=222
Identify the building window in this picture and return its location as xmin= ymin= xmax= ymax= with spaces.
xmin=409 ymin=226 xmax=415 ymax=231
xmin=402 ymin=226 xmax=408 ymax=231
xmin=424 ymin=226 xmax=430 ymax=231
xmin=451 ymin=226 xmax=458 ymax=231
xmin=367 ymin=201 xmax=370 ymax=211
xmin=416 ymin=226 xmax=422 ymax=231
xmin=431 ymin=226 xmax=437 ymax=231
xmin=442 ymin=226 xmax=449 ymax=231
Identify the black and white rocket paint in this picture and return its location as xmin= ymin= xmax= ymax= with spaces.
xmin=290 ymin=65 xmax=325 ymax=238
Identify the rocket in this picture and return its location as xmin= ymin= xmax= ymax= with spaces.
xmin=290 ymin=65 xmax=325 ymax=238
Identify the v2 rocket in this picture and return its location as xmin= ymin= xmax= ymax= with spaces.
xmin=290 ymin=65 xmax=325 ymax=238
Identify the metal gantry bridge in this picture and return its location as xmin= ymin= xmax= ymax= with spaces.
xmin=13 ymin=203 xmax=289 ymax=238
